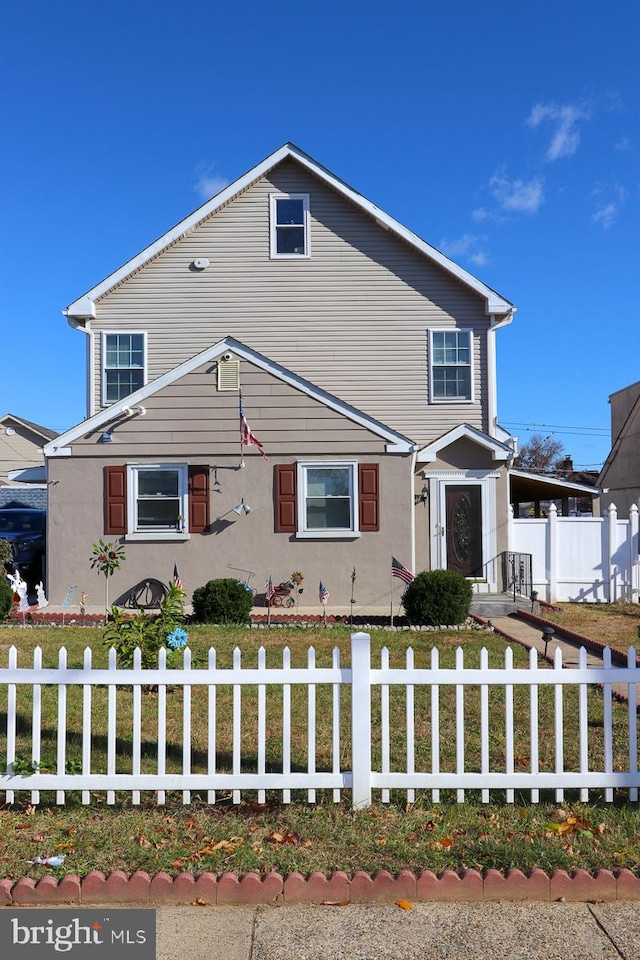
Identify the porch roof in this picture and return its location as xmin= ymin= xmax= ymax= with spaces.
xmin=509 ymin=469 xmax=600 ymax=504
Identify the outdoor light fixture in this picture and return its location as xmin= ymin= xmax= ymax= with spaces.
xmin=100 ymin=430 xmax=113 ymax=443
xmin=415 ymin=484 xmax=428 ymax=505
xmin=232 ymin=499 xmax=254 ymax=516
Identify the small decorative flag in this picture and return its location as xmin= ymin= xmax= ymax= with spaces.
xmin=240 ymin=393 xmax=267 ymax=459
xmin=350 ymin=567 xmax=357 ymax=583
xmin=173 ymin=563 xmax=183 ymax=591
xmin=319 ymin=580 xmax=329 ymax=605
xmin=391 ymin=556 xmax=415 ymax=584
xmin=265 ymin=576 xmax=276 ymax=603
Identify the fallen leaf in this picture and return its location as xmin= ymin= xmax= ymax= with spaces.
xmin=396 ymin=900 xmax=413 ymax=910
xmin=436 ymin=837 xmax=455 ymax=849
xmin=170 ymin=860 xmax=185 ymax=870
xmin=191 ymin=898 xmax=209 ymax=906
xmin=322 ymin=900 xmax=350 ymax=907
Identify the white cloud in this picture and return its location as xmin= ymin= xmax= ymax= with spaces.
xmin=526 ymin=102 xmax=590 ymax=161
xmin=615 ymin=137 xmax=631 ymax=152
xmin=439 ymin=233 xmax=489 ymax=267
xmin=591 ymin=184 xmax=626 ymax=229
xmin=489 ymin=171 xmax=544 ymax=214
xmin=471 ymin=207 xmax=489 ymax=222
xmin=194 ymin=165 xmax=229 ymax=200
xmin=592 ymin=203 xmax=617 ymax=229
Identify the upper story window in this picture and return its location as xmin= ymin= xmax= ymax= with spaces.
xmin=102 ymin=332 xmax=146 ymax=404
xmin=270 ymin=193 xmax=310 ymax=258
xmin=428 ymin=329 xmax=474 ymax=402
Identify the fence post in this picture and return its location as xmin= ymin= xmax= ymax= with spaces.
xmin=547 ymin=503 xmax=557 ymax=603
xmin=630 ymin=504 xmax=640 ymax=603
xmin=351 ymin=631 xmax=372 ymax=809
xmin=606 ymin=504 xmax=617 ymax=602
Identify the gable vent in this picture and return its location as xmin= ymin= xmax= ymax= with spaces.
xmin=217 ymin=359 xmax=240 ymax=391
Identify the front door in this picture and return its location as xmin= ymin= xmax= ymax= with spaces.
xmin=445 ymin=485 xmax=483 ymax=578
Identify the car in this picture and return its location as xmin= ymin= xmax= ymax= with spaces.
xmin=0 ymin=508 xmax=46 ymax=587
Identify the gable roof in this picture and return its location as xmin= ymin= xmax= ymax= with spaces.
xmin=1 ymin=413 xmax=58 ymax=442
xmin=416 ymin=423 xmax=514 ymax=463
xmin=64 ymin=143 xmax=515 ymax=323
xmin=44 ymin=337 xmax=415 ymax=457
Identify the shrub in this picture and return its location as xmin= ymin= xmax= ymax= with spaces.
xmin=0 ymin=575 xmax=13 ymax=620
xmin=103 ymin=581 xmax=188 ymax=668
xmin=402 ymin=569 xmax=473 ymax=626
xmin=192 ymin=577 xmax=254 ymax=624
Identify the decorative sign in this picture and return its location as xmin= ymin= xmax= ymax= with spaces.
xmin=61 ymin=586 xmax=77 ymax=611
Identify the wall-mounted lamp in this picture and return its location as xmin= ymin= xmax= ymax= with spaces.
xmin=415 ymin=484 xmax=428 ymax=505
xmin=100 ymin=430 xmax=113 ymax=443
xmin=232 ymin=498 xmax=253 ymax=516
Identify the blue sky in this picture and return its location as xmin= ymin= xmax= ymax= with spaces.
xmin=2 ymin=1 xmax=638 ymax=470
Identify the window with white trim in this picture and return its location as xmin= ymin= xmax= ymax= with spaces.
xmin=102 ymin=332 xmax=146 ymax=404
xmin=270 ymin=193 xmax=310 ymax=257
xmin=428 ymin=329 xmax=473 ymax=402
xmin=128 ymin=464 xmax=188 ymax=535
xmin=297 ymin=462 xmax=358 ymax=535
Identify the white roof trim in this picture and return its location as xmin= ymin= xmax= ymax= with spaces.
xmin=44 ymin=337 xmax=415 ymax=457
xmin=509 ymin=469 xmax=600 ymax=496
xmin=417 ymin=423 xmax=513 ymax=463
xmin=64 ymin=143 xmax=514 ymax=320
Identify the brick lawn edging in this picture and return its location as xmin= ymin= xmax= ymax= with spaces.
xmin=2 ymin=868 xmax=640 ymax=905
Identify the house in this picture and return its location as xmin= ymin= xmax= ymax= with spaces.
xmin=44 ymin=143 xmax=520 ymax=608
xmin=0 ymin=413 xmax=57 ymax=487
xmin=598 ymin=379 xmax=640 ymax=517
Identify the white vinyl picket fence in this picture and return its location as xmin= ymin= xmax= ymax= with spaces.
xmin=1 ymin=633 xmax=639 ymax=807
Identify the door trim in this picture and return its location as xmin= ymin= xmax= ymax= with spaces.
xmin=423 ymin=470 xmax=499 ymax=589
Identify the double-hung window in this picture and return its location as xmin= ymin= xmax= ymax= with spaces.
xmin=428 ymin=329 xmax=474 ymax=402
xmin=270 ymin=193 xmax=310 ymax=258
xmin=297 ymin=462 xmax=358 ymax=536
xmin=128 ymin=464 xmax=188 ymax=536
xmin=102 ymin=332 xmax=146 ymax=404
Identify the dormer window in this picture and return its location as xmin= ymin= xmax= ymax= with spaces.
xmin=270 ymin=193 xmax=310 ymax=258
xmin=102 ymin=332 xmax=146 ymax=404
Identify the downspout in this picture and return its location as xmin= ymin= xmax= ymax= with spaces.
xmin=487 ymin=309 xmax=516 ymax=438
xmin=410 ymin=448 xmax=417 ymax=574
xmin=64 ymin=312 xmax=94 ymax=418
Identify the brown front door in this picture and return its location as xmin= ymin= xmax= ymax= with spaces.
xmin=445 ymin=485 xmax=483 ymax=578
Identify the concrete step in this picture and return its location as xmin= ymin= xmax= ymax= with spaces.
xmin=470 ymin=594 xmax=522 ymax=617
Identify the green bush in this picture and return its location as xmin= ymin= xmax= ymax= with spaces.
xmin=402 ymin=569 xmax=473 ymax=626
xmin=192 ymin=577 xmax=254 ymax=624
xmin=0 ymin=575 xmax=13 ymax=620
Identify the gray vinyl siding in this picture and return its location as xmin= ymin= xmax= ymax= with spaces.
xmin=0 ymin=422 xmax=48 ymax=483
xmin=90 ymin=159 xmax=490 ymax=445
xmin=72 ymin=359 xmax=389 ymax=458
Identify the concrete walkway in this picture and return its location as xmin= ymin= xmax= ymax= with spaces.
xmin=154 ymin=901 xmax=640 ymax=959
xmin=489 ymin=613 xmax=632 ymax=701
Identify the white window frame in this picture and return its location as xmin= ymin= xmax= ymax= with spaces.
xmin=101 ymin=331 xmax=147 ymax=406
xmin=428 ymin=328 xmax=474 ymax=403
xmin=296 ymin=461 xmax=360 ymax=539
xmin=126 ymin=463 xmax=189 ymax=541
xmin=269 ymin=193 xmax=310 ymax=259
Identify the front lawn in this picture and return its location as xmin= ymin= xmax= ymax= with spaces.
xmin=0 ymin=619 xmax=638 ymax=880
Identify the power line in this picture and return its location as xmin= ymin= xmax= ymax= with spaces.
xmin=502 ymin=420 xmax=609 ymax=436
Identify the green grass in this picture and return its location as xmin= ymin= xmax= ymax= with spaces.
xmin=0 ymin=621 xmax=638 ymax=879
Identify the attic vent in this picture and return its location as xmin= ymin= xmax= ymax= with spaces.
xmin=217 ymin=359 xmax=240 ymax=391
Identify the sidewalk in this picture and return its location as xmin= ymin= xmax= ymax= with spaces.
xmin=153 ymin=901 xmax=640 ymax=959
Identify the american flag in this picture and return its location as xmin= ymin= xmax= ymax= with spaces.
xmin=319 ymin=580 xmax=329 ymax=605
xmin=239 ymin=393 xmax=267 ymax=459
xmin=173 ymin=563 xmax=183 ymax=591
xmin=265 ymin=576 xmax=276 ymax=603
xmin=391 ymin=556 xmax=414 ymax=585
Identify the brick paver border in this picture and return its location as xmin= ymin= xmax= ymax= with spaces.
xmin=1 ymin=868 xmax=638 ymax=905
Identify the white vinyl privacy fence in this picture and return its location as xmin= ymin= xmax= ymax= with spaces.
xmin=510 ymin=502 xmax=640 ymax=603
xmin=1 ymin=633 xmax=639 ymax=807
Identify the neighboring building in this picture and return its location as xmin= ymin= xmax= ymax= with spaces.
xmin=45 ymin=143 xmax=520 ymax=606
xmin=598 ymin=379 xmax=640 ymax=516
xmin=0 ymin=413 xmax=57 ymax=486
